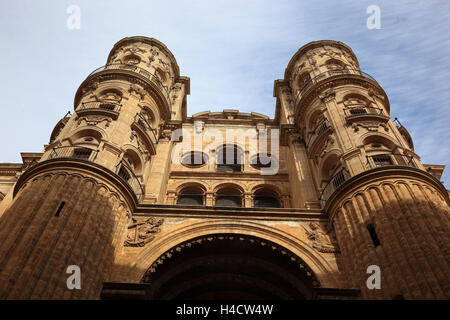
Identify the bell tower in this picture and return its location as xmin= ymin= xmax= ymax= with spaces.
xmin=0 ymin=37 xmax=189 ymax=299
xmin=276 ymin=40 xmax=450 ymax=299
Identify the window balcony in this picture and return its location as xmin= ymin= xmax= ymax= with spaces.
xmin=319 ymin=167 xmax=351 ymax=207
xmin=306 ymin=119 xmax=332 ymax=151
xmin=115 ymin=160 xmax=144 ymax=202
xmin=46 ymin=146 xmax=99 ymax=162
xmin=294 ymin=69 xmax=377 ymax=109
xmin=131 ymin=113 xmax=158 ymax=154
xmin=87 ymin=64 xmax=171 ymax=114
xmin=366 ymin=153 xmax=416 ymax=169
xmin=76 ymin=100 xmax=122 ymax=120
xmin=343 ymin=105 xmax=389 ymax=124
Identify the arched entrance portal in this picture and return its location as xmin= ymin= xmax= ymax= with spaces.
xmin=141 ymin=234 xmax=321 ymax=300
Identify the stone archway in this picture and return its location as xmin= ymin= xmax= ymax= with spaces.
xmin=140 ymin=234 xmax=320 ymax=300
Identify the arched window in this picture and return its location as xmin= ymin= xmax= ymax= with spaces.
xmin=216 ymin=144 xmax=243 ymax=172
xmin=253 ymin=188 xmax=281 ymax=208
xmin=215 ymin=186 xmax=242 ymax=207
xmin=177 ymin=186 xmax=205 ymax=206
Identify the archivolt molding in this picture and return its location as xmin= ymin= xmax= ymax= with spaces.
xmin=357 ymin=131 xmax=400 ymax=150
xmin=68 ymin=124 xmax=109 ymax=143
xmin=212 ymin=181 xmax=247 ymax=193
xmin=174 ymin=181 xmax=208 ymax=194
xmin=128 ymin=220 xmax=342 ymax=288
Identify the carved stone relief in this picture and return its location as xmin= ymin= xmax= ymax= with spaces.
xmin=76 ymin=115 xmax=112 ymax=128
xmin=302 ymin=222 xmax=340 ymax=253
xmin=124 ymin=217 xmax=164 ymax=247
xmin=351 ymin=121 xmax=389 ymax=133
xmin=128 ymin=84 xmax=147 ymax=100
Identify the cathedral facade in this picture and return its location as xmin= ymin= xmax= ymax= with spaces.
xmin=0 ymin=36 xmax=448 ymax=300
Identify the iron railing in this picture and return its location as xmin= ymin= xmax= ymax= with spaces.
xmin=46 ymin=146 xmax=99 ymax=162
xmin=366 ymin=153 xmax=416 ymax=169
xmin=133 ymin=113 xmax=158 ymax=150
xmin=87 ymin=64 xmax=171 ymax=114
xmin=306 ymin=119 xmax=331 ymax=149
xmin=78 ymin=100 xmax=122 ymax=113
xmin=393 ymin=117 xmax=404 ymax=129
xmin=343 ymin=105 xmax=384 ymax=117
xmin=115 ymin=160 xmax=144 ymax=201
xmin=319 ymin=167 xmax=351 ymax=206
xmin=294 ymin=69 xmax=377 ymax=108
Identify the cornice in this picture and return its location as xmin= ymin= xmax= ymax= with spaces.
xmin=133 ymin=204 xmax=325 ymax=221
xmin=13 ymin=159 xmax=139 ymax=211
xmin=169 ymin=171 xmax=289 ymax=180
xmin=74 ymin=70 xmax=171 ymax=121
xmin=324 ymin=166 xmax=450 ymax=221
xmin=295 ymin=74 xmax=389 ymax=125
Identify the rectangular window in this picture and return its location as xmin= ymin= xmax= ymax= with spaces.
xmin=367 ymin=224 xmax=380 ymax=247
xmin=55 ymin=201 xmax=66 ymax=217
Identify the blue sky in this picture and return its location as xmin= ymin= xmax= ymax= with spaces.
xmin=0 ymin=0 xmax=449 ymax=186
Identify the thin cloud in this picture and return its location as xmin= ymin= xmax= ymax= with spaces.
xmin=0 ymin=0 xmax=449 ymax=185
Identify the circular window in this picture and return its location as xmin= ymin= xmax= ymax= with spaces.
xmin=181 ymin=151 xmax=208 ymax=167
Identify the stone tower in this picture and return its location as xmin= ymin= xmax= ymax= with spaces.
xmin=0 ymin=37 xmax=190 ymax=299
xmin=0 ymin=37 xmax=448 ymax=300
xmin=274 ymin=40 xmax=450 ymax=299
